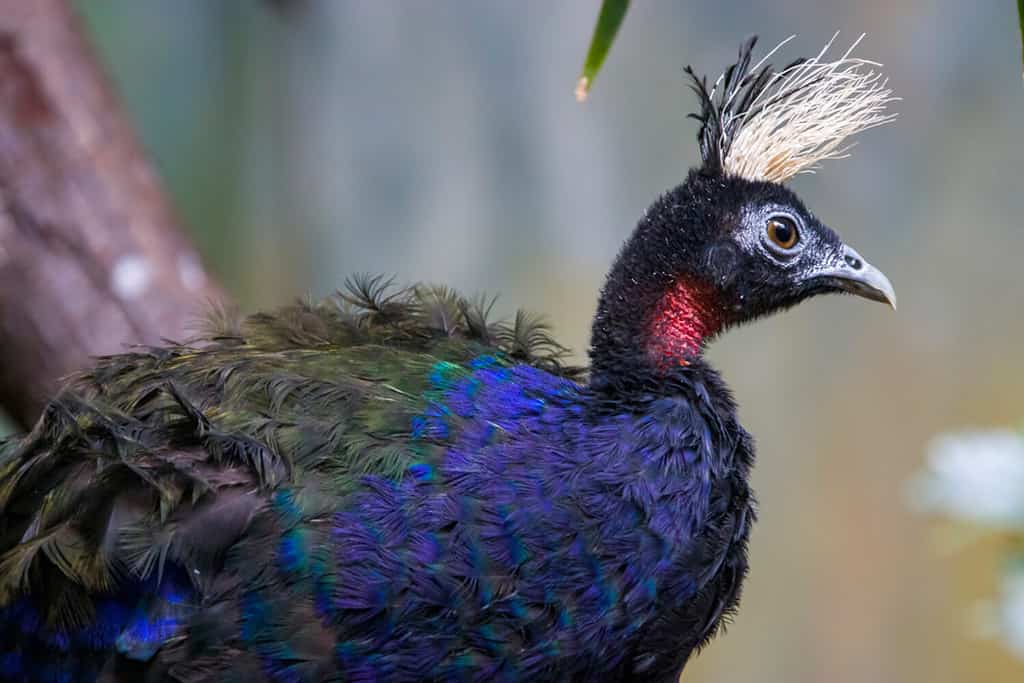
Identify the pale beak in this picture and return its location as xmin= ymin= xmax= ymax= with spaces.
xmin=810 ymin=244 xmax=897 ymax=310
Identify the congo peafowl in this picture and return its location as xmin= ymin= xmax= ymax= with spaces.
xmin=0 ymin=35 xmax=896 ymax=682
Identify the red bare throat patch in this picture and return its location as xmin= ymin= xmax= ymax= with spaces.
xmin=646 ymin=277 xmax=724 ymax=366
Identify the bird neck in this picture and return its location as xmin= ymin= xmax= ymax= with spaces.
xmin=590 ymin=271 xmax=727 ymax=387
xmin=645 ymin=276 xmax=725 ymax=368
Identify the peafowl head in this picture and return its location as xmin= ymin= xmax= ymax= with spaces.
xmin=591 ymin=34 xmax=897 ymax=376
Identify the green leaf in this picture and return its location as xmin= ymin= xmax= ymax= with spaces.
xmin=1019 ymin=0 xmax=1024 ymax=78
xmin=575 ymin=0 xmax=631 ymax=102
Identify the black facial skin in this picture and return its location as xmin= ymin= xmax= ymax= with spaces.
xmin=700 ymin=175 xmax=849 ymax=322
xmin=590 ymin=170 xmax=894 ymax=382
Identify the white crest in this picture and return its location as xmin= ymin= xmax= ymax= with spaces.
xmin=690 ymin=33 xmax=898 ymax=183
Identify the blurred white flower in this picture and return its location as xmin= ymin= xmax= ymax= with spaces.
xmin=1001 ymin=564 xmax=1024 ymax=658
xmin=908 ymin=430 xmax=1024 ymax=529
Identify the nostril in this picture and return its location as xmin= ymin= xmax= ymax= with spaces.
xmin=844 ymin=254 xmax=863 ymax=270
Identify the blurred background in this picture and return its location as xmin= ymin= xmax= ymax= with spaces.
xmin=8 ymin=1 xmax=1020 ymax=681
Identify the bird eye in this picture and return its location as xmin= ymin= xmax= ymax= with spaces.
xmin=766 ymin=216 xmax=800 ymax=251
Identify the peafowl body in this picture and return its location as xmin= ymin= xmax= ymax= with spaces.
xmin=0 ymin=37 xmax=896 ymax=682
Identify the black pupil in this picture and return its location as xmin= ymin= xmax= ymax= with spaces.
xmin=771 ymin=219 xmax=794 ymax=246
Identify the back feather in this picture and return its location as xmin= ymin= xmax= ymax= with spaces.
xmin=0 ymin=278 xmax=581 ymax=680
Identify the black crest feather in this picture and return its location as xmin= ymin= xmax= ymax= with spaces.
xmin=684 ymin=36 xmax=801 ymax=175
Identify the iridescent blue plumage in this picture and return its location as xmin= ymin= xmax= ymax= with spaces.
xmin=0 ymin=320 xmax=753 ymax=682
xmin=0 ymin=569 xmax=195 ymax=682
xmin=208 ymin=356 xmax=752 ymax=681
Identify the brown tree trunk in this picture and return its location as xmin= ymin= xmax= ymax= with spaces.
xmin=0 ymin=0 xmax=226 ymax=430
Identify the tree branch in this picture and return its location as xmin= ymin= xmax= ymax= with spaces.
xmin=0 ymin=0 xmax=226 ymax=429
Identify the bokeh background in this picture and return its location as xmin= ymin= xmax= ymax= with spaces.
xmin=11 ymin=1 xmax=1021 ymax=681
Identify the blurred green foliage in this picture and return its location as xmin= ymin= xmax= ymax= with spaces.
xmin=1018 ymin=0 xmax=1024 ymax=73
xmin=575 ymin=0 xmax=630 ymax=101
